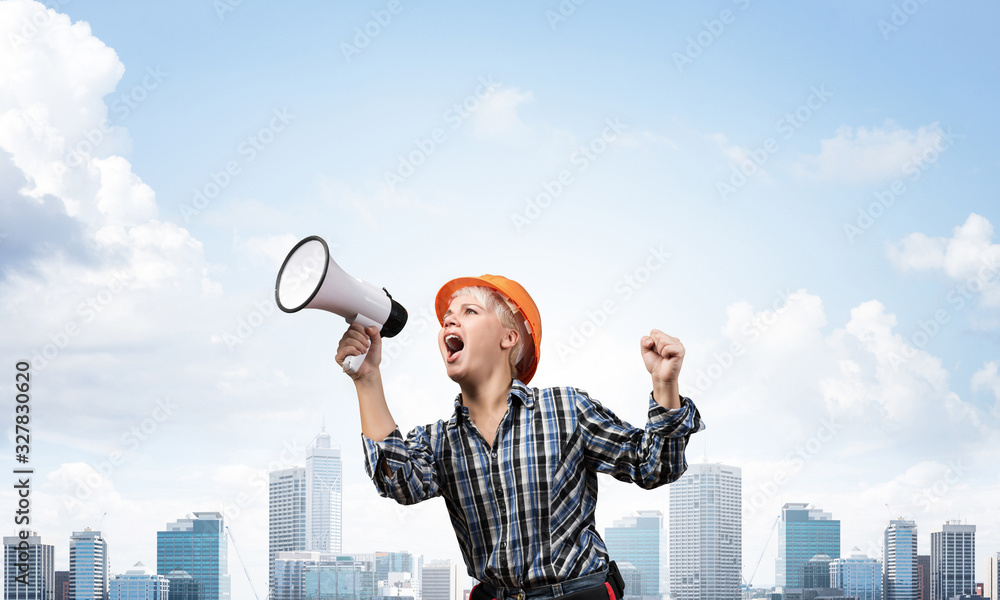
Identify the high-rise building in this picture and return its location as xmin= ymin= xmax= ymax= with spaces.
xmin=918 ymin=555 xmax=930 ymax=600
xmin=607 ymin=510 xmax=663 ymax=599
xmin=669 ymin=463 xmax=742 ymax=600
xmin=55 ymin=571 xmax=70 ymax=600
xmin=156 ymin=512 xmax=230 ymax=600
xmin=931 ymin=521 xmax=975 ymax=600
xmin=985 ymin=553 xmax=1000 ymax=600
xmin=69 ymin=529 xmax=108 ymax=600
xmin=421 ymin=561 xmax=459 ymax=600
xmin=108 ymin=563 xmax=168 ymax=600
xmin=830 ymin=548 xmax=882 ymax=600
xmin=303 ymin=555 xmax=377 ymax=600
xmin=307 ymin=429 xmax=343 ymax=554
xmin=776 ymin=503 xmax=840 ymax=589
xmin=375 ymin=552 xmax=414 ymax=584
xmin=4 ymin=532 xmax=55 ymax=600
xmin=616 ymin=563 xmax=644 ymax=599
xmin=163 ymin=571 xmax=198 ymax=600
xmin=270 ymin=467 xmax=308 ymax=592
xmin=377 ymin=572 xmax=417 ymax=600
xmin=803 ymin=555 xmax=833 ymax=588
xmin=885 ymin=519 xmax=918 ymax=600
xmin=274 ymin=551 xmax=320 ymax=600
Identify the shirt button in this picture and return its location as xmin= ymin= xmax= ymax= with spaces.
xmin=491 ymin=451 xmax=497 ymax=458
xmin=500 ymin=541 xmax=506 ymax=548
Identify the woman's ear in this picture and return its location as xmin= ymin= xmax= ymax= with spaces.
xmin=500 ymin=327 xmax=519 ymax=350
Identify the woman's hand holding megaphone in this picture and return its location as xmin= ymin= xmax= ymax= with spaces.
xmin=336 ymin=323 xmax=382 ymax=381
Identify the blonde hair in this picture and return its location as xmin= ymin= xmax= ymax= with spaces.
xmin=449 ymin=285 xmax=529 ymax=380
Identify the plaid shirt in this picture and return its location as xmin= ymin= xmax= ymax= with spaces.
xmin=362 ymin=380 xmax=704 ymax=589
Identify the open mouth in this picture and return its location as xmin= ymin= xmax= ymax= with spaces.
xmin=444 ymin=333 xmax=465 ymax=361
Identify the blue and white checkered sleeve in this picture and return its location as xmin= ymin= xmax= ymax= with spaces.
xmin=361 ymin=425 xmax=442 ymax=505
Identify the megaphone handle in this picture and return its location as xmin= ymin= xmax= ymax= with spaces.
xmin=343 ymin=314 xmax=380 ymax=375
xmin=343 ymin=351 xmax=368 ymax=375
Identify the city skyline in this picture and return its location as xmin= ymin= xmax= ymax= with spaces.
xmin=3 ymin=502 xmax=993 ymax=599
xmin=1 ymin=1 xmax=999 ymax=598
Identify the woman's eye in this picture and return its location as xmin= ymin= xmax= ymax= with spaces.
xmin=465 ymin=308 xmax=476 ymax=314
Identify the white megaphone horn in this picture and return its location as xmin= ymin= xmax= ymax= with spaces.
xmin=274 ymin=235 xmax=407 ymax=374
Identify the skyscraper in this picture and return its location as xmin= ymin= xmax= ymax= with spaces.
xmin=108 ymin=563 xmax=168 ymax=600
xmin=421 ymin=561 xmax=459 ymax=600
xmin=156 ymin=512 xmax=230 ymax=600
xmin=918 ymin=555 xmax=930 ymax=600
xmin=606 ymin=510 xmax=663 ymax=599
xmin=303 ymin=555 xmax=377 ymax=600
xmin=668 ymin=463 xmax=742 ymax=600
xmin=270 ymin=467 xmax=308 ymax=592
xmin=55 ymin=571 xmax=70 ymax=600
xmin=930 ymin=521 xmax=975 ymax=600
xmin=274 ymin=551 xmax=320 ymax=600
xmin=830 ymin=548 xmax=882 ymax=600
xmin=776 ymin=503 xmax=839 ymax=589
xmin=307 ymin=429 xmax=343 ymax=554
xmin=375 ymin=552 xmax=414 ymax=585
xmin=69 ymin=529 xmax=108 ymax=600
xmin=4 ymin=532 xmax=55 ymax=600
xmin=884 ymin=518 xmax=918 ymax=600
xmin=163 ymin=571 xmax=198 ymax=600
xmin=985 ymin=553 xmax=1000 ymax=600
xmin=803 ymin=555 xmax=833 ymax=588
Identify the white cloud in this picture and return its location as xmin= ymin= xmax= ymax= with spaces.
xmin=712 ymin=132 xmax=773 ymax=184
xmin=240 ymin=233 xmax=306 ymax=269
xmin=971 ymin=360 xmax=1000 ymax=416
xmin=887 ymin=213 xmax=1000 ymax=307
xmin=795 ymin=120 xmax=949 ymax=184
xmin=470 ymin=87 xmax=534 ymax=140
xmin=0 ymin=2 xmax=217 ymax=302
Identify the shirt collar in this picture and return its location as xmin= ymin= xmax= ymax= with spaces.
xmin=447 ymin=379 xmax=534 ymax=429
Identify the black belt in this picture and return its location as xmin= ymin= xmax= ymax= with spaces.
xmin=472 ymin=562 xmax=626 ymax=600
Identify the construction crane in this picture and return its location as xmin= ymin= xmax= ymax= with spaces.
xmin=226 ymin=524 xmax=265 ymax=600
xmin=739 ymin=515 xmax=780 ymax=600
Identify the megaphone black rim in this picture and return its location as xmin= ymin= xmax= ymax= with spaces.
xmin=275 ymin=235 xmax=330 ymax=313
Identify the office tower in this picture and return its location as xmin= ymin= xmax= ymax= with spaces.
xmin=607 ymin=510 xmax=663 ymax=599
xmin=931 ymin=521 xmax=976 ymax=600
xmin=421 ymin=561 xmax=459 ymax=600
xmin=375 ymin=552 xmax=414 ymax=584
xmin=303 ymin=555 xmax=377 ymax=600
xmin=156 ymin=512 xmax=230 ymax=600
xmin=616 ymin=563 xmax=644 ymax=599
xmin=55 ymin=571 xmax=70 ymax=600
xmin=830 ymin=548 xmax=882 ymax=600
xmin=270 ymin=467 xmax=308 ymax=592
xmin=918 ymin=555 xmax=930 ymax=600
xmin=4 ymin=532 xmax=55 ymax=600
xmin=163 ymin=571 xmax=198 ymax=600
xmin=69 ymin=529 xmax=108 ymax=600
xmin=804 ymin=555 xmax=833 ymax=588
xmin=986 ymin=553 xmax=1000 ymax=600
xmin=108 ymin=563 xmax=168 ymax=600
xmin=377 ymin=572 xmax=417 ymax=600
xmin=669 ymin=464 xmax=742 ymax=600
xmin=885 ymin=519 xmax=918 ymax=600
xmin=776 ymin=503 xmax=840 ymax=589
xmin=307 ymin=429 xmax=343 ymax=553
xmin=274 ymin=552 xmax=319 ymax=600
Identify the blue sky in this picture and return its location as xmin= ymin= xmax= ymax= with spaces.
xmin=2 ymin=0 xmax=999 ymax=596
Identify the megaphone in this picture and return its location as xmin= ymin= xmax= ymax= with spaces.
xmin=274 ymin=235 xmax=407 ymax=374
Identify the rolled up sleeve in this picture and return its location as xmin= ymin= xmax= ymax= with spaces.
xmin=577 ymin=390 xmax=705 ymax=489
xmin=361 ymin=425 xmax=442 ymax=505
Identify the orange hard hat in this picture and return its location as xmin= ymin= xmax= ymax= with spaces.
xmin=435 ymin=275 xmax=542 ymax=384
